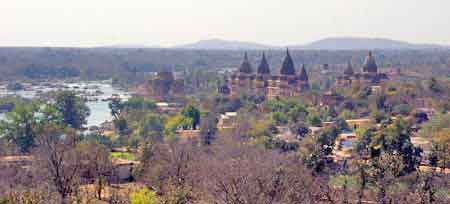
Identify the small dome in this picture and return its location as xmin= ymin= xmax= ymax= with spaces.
xmin=257 ymin=53 xmax=270 ymax=75
xmin=239 ymin=52 xmax=253 ymax=74
xmin=363 ymin=52 xmax=378 ymax=73
xmin=280 ymin=49 xmax=296 ymax=75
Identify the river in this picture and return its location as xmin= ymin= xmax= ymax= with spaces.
xmin=0 ymin=81 xmax=131 ymax=127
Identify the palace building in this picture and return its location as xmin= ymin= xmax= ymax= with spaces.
xmin=147 ymin=71 xmax=185 ymax=100
xmin=220 ymin=50 xmax=310 ymax=99
xmin=336 ymin=52 xmax=388 ymax=87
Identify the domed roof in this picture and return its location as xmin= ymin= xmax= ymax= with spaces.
xmin=257 ymin=53 xmax=270 ymax=75
xmin=363 ymin=52 xmax=378 ymax=73
xmin=239 ymin=52 xmax=253 ymax=74
xmin=344 ymin=61 xmax=354 ymax=76
xmin=298 ymin=64 xmax=308 ymax=81
xmin=280 ymin=49 xmax=296 ymax=75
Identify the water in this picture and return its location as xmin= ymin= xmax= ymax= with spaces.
xmin=87 ymin=101 xmax=113 ymax=126
xmin=0 ymin=81 xmax=130 ymax=127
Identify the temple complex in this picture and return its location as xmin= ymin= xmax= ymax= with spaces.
xmin=336 ymin=52 xmax=388 ymax=87
xmin=220 ymin=50 xmax=310 ymax=99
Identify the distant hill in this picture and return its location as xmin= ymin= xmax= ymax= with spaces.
xmin=98 ymin=44 xmax=161 ymax=49
xmin=99 ymin=38 xmax=449 ymax=51
xmin=173 ymin=39 xmax=278 ymax=50
xmin=294 ymin=37 xmax=445 ymax=50
xmin=171 ymin=37 xmax=447 ymax=50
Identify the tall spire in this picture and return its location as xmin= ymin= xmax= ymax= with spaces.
xmin=344 ymin=61 xmax=354 ymax=76
xmin=257 ymin=52 xmax=270 ymax=74
xmin=298 ymin=64 xmax=308 ymax=81
xmin=280 ymin=48 xmax=296 ymax=75
xmin=363 ymin=51 xmax=378 ymax=73
xmin=239 ymin=52 xmax=253 ymax=74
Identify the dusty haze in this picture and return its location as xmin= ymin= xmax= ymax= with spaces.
xmin=1 ymin=0 xmax=450 ymax=47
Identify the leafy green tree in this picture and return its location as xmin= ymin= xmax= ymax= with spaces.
xmin=181 ymin=105 xmax=201 ymax=130
xmin=38 ymin=104 xmax=63 ymax=126
xmin=109 ymin=98 xmax=123 ymax=120
xmin=135 ymin=113 xmax=164 ymax=142
xmin=338 ymin=110 xmax=354 ymax=120
xmin=164 ymin=115 xmax=183 ymax=142
xmin=367 ymin=152 xmax=405 ymax=204
xmin=0 ymin=103 xmax=38 ymax=152
xmin=287 ymin=105 xmax=308 ymax=123
xmin=123 ymin=97 xmax=156 ymax=111
xmin=130 ymin=187 xmax=159 ymax=204
xmin=321 ymin=106 xmax=338 ymax=121
xmin=368 ymin=120 xmax=422 ymax=173
xmin=429 ymin=128 xmax=450 ymax=168
xmin=335 ymin=118 xmax=350 ymax=132
xmin=262 ymin=99 xmax=290 ymax=112
xmin=299 ymin=127 xmax=339 ymax=173
xmin=355 ymin=127 xmax=376 ymax=157
xmin=307 ymin=113 xmax=322 ymax=127
xmin=289 ymin=121 xmax=309 ymax=139
xmin=54 ymin=91 xmax=90 ymax=129
xmin=270 ymin=112 xmax=289 ymax=126
xmin=370 ymin=109 xmax=388 ymax=124
xmin=114 ymin=116 xmax=129 ymax=136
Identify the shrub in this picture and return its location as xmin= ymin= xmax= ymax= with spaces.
xmin=130 ymin=187 xmax=158 ymax=204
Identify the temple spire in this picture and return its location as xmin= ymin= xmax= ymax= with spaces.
xmin=280 ymin=48 xmax=296 ymax=75
xmin=344 ymin=61 xmax=354 ymax=76
xmin=239 ymin=52 xmax=253 ymax=74
xmin=298 ymin=64 xmax=308 ymax=81
xmin=257 ymin=52 xmax=270 ymax=74
xmin=363 ymin=51 xmax=378 ymax=73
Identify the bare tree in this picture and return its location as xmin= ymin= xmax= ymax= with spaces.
xmin=78 ymin=141 xmax=113 ymax=201
xmin=33 ymin=125 xmax=82 ymax=204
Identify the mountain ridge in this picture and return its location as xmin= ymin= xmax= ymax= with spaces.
xmin=294 ymin=37 xmax=445 ymax=50
xmin=102 ymin=37 xmax=449 ymax=50
xmin=173 ymin=39 xmax=278 ymax=50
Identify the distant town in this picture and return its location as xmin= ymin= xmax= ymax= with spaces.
xmin=1 ymin=46 xmax=450 ymax=204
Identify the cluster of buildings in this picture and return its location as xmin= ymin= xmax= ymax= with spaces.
xmin=219 ymin=50 xmax=388 ymax=99
xmin=141 ymin=71 xmax=185 ymax=100
xmin=140 ymin=50 xmax=387 ymax=102
xmin=336 ymin=51 xmax=388 ymax=87
xmin=219 ymin=50 xmax=310 ymax=99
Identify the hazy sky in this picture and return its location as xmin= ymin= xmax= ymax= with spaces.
xmin=1 ymin=0 xmax=450 ymax=47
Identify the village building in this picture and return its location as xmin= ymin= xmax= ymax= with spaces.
xmin=220 ymin=50 xmax=310 ymax=99
xmin=155 ymin=102 xmax=183 ymax=113
xmin=217 ymin=112 xmax=238 ymax=130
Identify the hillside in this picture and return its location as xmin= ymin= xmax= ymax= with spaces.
xmin=296 ymin=37 xmax=445 ymax=50
xmin=173 ymin=39 xmax=277 ymax=50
